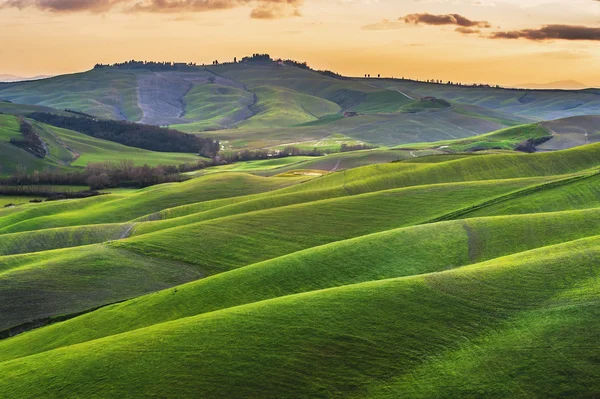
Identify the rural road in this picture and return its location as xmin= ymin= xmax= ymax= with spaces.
xmin=393 ymin=89 xmax=413 ymax=100
xmin=363 ymin=82 xmax=414 ymax=100
xmin=330 ymin=159 xmax=342 ymax=172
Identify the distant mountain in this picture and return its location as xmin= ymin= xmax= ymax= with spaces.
xmin=514 ymin=80 xmax=590 ymax=90
xmin=0 ymin=74 xmax=52 ymax=82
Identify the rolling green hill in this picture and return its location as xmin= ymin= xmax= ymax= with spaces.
xmin=3 ymin=58 xmax=600 ymax=398
xmin=0 ymin=114 xmax=201 ymax=175
xmin=366 ymin=78 xmax=600 ymax=120
xmin=0 ymin=61 xmax=554 ymax=150
xmin=3 ymin=141 xmax=600 ymax=397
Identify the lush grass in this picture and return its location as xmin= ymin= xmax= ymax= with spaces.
xmin=176 ymin=83 xmax=254 ymax=130
xmin=463 ymin=172 xmax=600 ymax=218
xmin=113 ymin=178 xmax=554 ymax=270
xmin=195 ymin=156 xmax=316 ymax=174
xmin=0 ymin=223 xmax=132 ymax=256
xmin=4 ymin=65 xmax=589 ymax=154
xmin=289 ymin=142 xmax=600 ymax=195
xmin=0 ymin=69 xmax=142 ymax=120
xmin=350 ymin=91 xmax=412 ymax=114
xmin=207 ymin=106 xmax=523 ymax=150
xmin=2 ymin=235 xmax=600 ymax=398
xmin=0 ymin=244 xmax=204 ymax=331
xmin=0 ymin=115 xmax=69 ymax=175
xmin=398 ymin=122 xmax=552 ymax=152
xmin=0 ymin=114 xmax=202 ymax=175
xmin=237 ymin=85 xmax=341 ymax=128
xmin=0 ymin=101 xmax=71 ymax=117
xmin=47 ymin=124 xmax=201 ymax=167
xmin=366 ymin=77 xmax=600 ymax=120
xmin=399 ymin=97 xmax=451 ymax=113
xmin=3 ymin=139 xmax=600 ymax=397
xmin=0 ymin=196 xmax=43 ymax=207
xmin=6 ymin=208 xmax=600 ymax=363
xmin=0 ymin=173 xmax=303 ymax=234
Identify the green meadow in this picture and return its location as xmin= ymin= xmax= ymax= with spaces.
xmin=2 ymin=61 xmax=600 ymax=398
xmin=2 ymin=140 xmax=600 ymax=397
xmin=0 ymin=114 xmax=202 ymax=175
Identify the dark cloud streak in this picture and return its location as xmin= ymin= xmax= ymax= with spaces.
xmin=490 ymin=24 xmax=600 ymax=41
xmin=400 ymin=13 xmax=491 ymax=29
xmin=0 ymin=0 xmax=303 ymax=18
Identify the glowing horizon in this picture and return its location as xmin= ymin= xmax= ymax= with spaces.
xmin=1 ymin=0 xmax=600 ymax=87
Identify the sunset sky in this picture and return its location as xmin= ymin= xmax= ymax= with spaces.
xmin=1 ymin=0 xmax=600 ymax=86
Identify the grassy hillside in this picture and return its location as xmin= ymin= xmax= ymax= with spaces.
xmin=1 ymin=236 xmax=600 ymax=398
xmin=236 ymin=85 xmax=341 ymax=128
xmin=0 ymin=114 xmax=201 ymax=175
xmin=398 ymin=122 xmax=552 ymax=152
xmin=366 ymin=78 xmax=600 ymax=120
xmin=5 ymin=208 xmax=600 ymax=364
xmin=3 ymin=133 xmax=600 ymax=397
xmin=1 ymin=63 xmax=540 ymax=150
xmin=539 ymin=115 xmax=600 ymax=150
xmin=0 ymin=69 xmax=141 ymax=120
xmin=0 ymin=244 xmax=205 ymax=331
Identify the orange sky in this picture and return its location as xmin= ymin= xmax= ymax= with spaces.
xmin=1 ymin=0 xmax=600 ymax=86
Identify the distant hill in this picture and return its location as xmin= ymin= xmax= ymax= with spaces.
xmin=362 ymin=78 xmax=600 ymax=121
xmin=1 ymin=60 xmax=598 ymax=149
xmin=539 ymin=115 xmax=600 ymax=151
xmin=514 ymin=80 xmax=590 ymax=90
xmin=0 ymin=74 xmax=52 ymax=83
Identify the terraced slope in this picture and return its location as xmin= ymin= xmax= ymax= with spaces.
xmin=3 ymin=143 xmax=600 ymax=397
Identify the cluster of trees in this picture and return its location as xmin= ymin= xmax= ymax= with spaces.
xmin=94 ymin=61 xmax=200 ymax=72
xmin=1 ymin=159 xmax=212 ymax=190
xmin=515 ymin=137 xmax=553 ymax=153
xmin=340 ymin=143 xmax=377 ymax=152
xmin=317 ymin=70 xmax=345 ymax=79
xmin=84 ymin=161 xmax=187 ymax=189
xmin=419 ymin=79 xmax=501 ymax=89
xmin=28 ymin=113 xmax=220 ymax=157
xmin=241 ymin=54 xmax=273 ymax=63
xmin=219 ymin=142 xmax=374 ymax=164
xmin=1 ymin=186 xmax=103 ymax=203
xmin=64 ymin=109 xmax=96 ymax=118
xmin=9 ymin=119 xmax=47 ymax=158
xmin=220 ymin=146 xmax=324 ymax=163
xmin=1 ymin=166 xmax=87 ymax=186
xmin=282 ymin=59 xmax=309 ymax=69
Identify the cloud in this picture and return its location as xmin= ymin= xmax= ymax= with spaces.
xmin=400 ymin=13 xmax=491 ymax=28
xmin=0 ymin=0 xmax=304 ymax=18
xmin=455 ymin=27 xmax=481 ymax=35
xmin=490 ymin=24 xmax=600 ymax=41
xmin=0 ymin=0 xmax=123 ymax=12
xmin=363 ymin=13 xmax=491 ymax=33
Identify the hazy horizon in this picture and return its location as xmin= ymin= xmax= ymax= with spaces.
xmin=0 ymin=65 xmax=597 ymax=90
